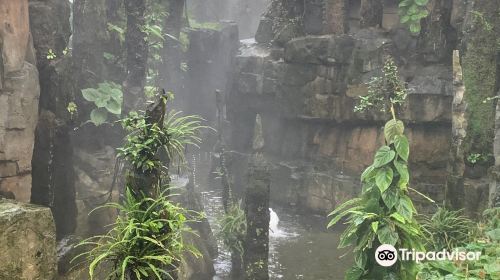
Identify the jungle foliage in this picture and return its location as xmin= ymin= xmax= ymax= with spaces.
xmin=75 ymin=94 xmax=206 ymax=280
xmin=75 ymin=188 xmax=200 ymax=280
xmin=218 ymin=200 xmax=247 ymax=257
xmin=417 ymin=208 xmax=500 ymax=280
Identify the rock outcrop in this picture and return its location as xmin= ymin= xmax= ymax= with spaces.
xmin=0 ymin=199 xmax=57 ymax=279
xmin=0 ymin=0 xmax=40 ymax=202
xmin=227 ymin=0 xmax=454 ymax=213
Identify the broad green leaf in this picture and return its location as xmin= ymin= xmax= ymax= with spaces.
xmin=373 ymin=146 xmax=396 ymax=168
xmin=390 ymin=213 xmax=406 ymax=224
xmin=399 ymin=0 xmax=412 ymax=7
xmin=400 ymin=15 xmax=410 ymax=24
xmin=382 ymin=189 xmax=398 ymax=209
xmin=415 ymin=0 xmax=428 ymax=6
xmin=394 ymin=160 xmax=409 ymax=189
xmin=105 ymin=99 xmax=122 ymax=115
xmin=394 ymin=135 xmax=409 ymax=161
xmin=95 ymin=94 xmax=110 ymax=108
xmin=354 ymin=252 xmax=367 ymax=269
xmin=396 ymin=196 xmax=414 ymax=221
xmin=384 ymin=119 xmax=405 ymax=143
xmin=90 ymin=108 xmax=108 ymax=126
xmin=377 ymin=225 xmax=399 ymax=246
xmin=82 ymin=88 xmax=100 ymax=102
xmin=110 ymin=88 xmax=123 ymax=102
xmin=371 ymin=221 xmax=379 ymax=233
xmin=375 ymin=166 xmax=394 ymax=193
xmin=345 ymin=266 xmax=364 ymax=280
xmin=410 ymin=23 xmax=421 ymax=33
xmin=361 ymin=165 xmax=376 ymax=182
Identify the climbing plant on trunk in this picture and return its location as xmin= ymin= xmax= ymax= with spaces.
xmin=75 ymin=91 xmax=206 ymax=280
xmin=328 ymin=57 xmax=425 ymax=280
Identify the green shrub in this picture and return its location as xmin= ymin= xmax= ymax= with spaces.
xmin=218 ymin=200 xmax=247 ymax=256
xmin=74 ymin=188 xmax=201 ymax=280
xmin=421 ymin=207 xmax=474 ymax=251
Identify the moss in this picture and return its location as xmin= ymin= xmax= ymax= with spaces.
xmin=462 ymin=7 xmax=499 ymax=162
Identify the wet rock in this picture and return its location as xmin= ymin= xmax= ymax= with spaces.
xmin=0 ymin=199 xmax=56 ymax=279
xmin=304 ymin=0 xmax=326 ymax=35
xmin=255 ymin=18 xmax=274 ymax=44
xmin=0 ymin=62 xmax=40 ymax=202
xmin=284 ymin=35 xmax=356 ymax=65
xmin=57 ymin=235 xmax=83 ymax=275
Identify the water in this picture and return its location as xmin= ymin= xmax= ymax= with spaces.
xmin=199 ymin=185 xmax=353 ymax=280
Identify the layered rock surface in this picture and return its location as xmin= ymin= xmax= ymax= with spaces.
xmin=227 ymin=1 xmax=454 ymax=213
xmin=0 ymin=199 xmax=57 ymax=279
xmin=0 ymin=0 xmax=40 ymax=202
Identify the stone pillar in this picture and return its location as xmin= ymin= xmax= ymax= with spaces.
xmin=0 ymin=0 xmax=40 ymax=202
xmin=445 ymin=50 xmax=466 ymax=209
xmin=325 ymin=0 xmax=348 ymax=34
xmin=490 ymin=102 xmax=500 ymax=207
xmin=243 ymin=156 xmax=270 ymax=280
xmin=29 ymin=0 xmax=77 ymax=239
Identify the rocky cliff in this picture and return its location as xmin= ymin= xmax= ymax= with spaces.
xmin=0 ymin=0 xmax=40 ymax=202
xmin=226 ymin=0 xmax=459 ymax=213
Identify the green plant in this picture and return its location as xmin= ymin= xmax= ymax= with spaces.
xmin=329 ymin=57 xmax=425 ymax=279
xmin=398 ymin=0 xmax=429 ymax=34
xmin=417 ymin=208 xmax=500 ymax=280
xmin=46 ymin=48 xmax=57 ymax=60
xmin=354 ymin=57 xmax=407 ymax=114
xmin=81 ymin=82 xmax=123 ymax=126
xmin=421 ymin=207 xmax=474 ymax=251
xmin=67 ymin=102 xmax=78 ymax=118
xmin=118 ymin=107 xmax=206 ymax=173
xmin=328 ymin=118 xmax=424 ymax=279
xmin=467 ymin=153 xmax=491 ymax=165
xmin=218 ymin=200 xmax=247 ymax=256
xmin=74 ymin=188 xmax=200 ymax=280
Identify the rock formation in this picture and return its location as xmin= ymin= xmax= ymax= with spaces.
xmin=227 ymin=0 xmax=455 ymax=214
xmin=0 ymin=199 xmax=57 ymax=279
xmin=0 ymin=0 xmax=40 ymax=202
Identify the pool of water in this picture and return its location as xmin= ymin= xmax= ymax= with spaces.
xmin=199 ymin=187 xmax=353 ymax=280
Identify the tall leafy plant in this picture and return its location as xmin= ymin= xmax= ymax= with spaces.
xmin=328 ymin=57 xmax=425 ymax=279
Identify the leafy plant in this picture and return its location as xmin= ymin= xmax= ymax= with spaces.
xmin=46 ymin=48 xmax=57 ymax=60
xmin=466 ymin=153 xmax=491 ymax=165
xmin=398 ymin=0 xmax=429 ymax=34
xmin=218 ymin=200 xmax=247 ymax=256
xmin=330 ymin=57 xmax=425 ymax=279
xmin=354 ymin=57 xmax=407 ymax=114
xmin=74 ymin=188 xmax=200 ymax=280
xmin=417 ymin=208 xmax=500 ymax=280
xmin=328 ymin=118 xmax=424 ymax=279
xmin=81 ymin=82 xmax=123 ymax=126
xmin=117 ymin=108 xmax=206 ymax=173
xmin=421 ymin=207 xmax=474 ymax=251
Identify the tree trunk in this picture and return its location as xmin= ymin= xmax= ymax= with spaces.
xmin=123 ymin=0 xmax=148 ymax=112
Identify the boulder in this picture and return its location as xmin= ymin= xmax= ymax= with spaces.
xmin=0 ymin=199 xmax=57 ymax=279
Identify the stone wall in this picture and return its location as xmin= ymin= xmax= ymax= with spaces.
xmin=227 ymin=0 xmax=454 ymax=213
xmin=0 ymin=0 xmax=40 ymax=202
